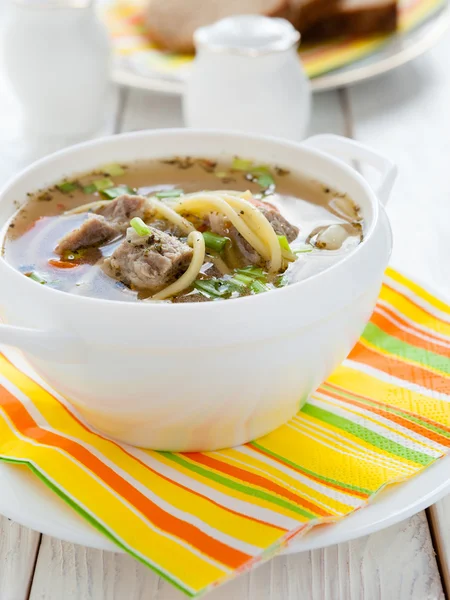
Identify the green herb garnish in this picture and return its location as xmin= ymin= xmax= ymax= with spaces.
xmin=130 ymin=217 xmax=151 ymax=237
xmin=102 ymin=185 xmax=136 ymax=199
xmin=102 ymin=163 xmax=125 ymax=177
xmin=155 ymin=189 xmax=184 ymax=199
xmin=250 ymin=279 xmax=270 ymax=294
xmin=82 ymin=184 xmax=97 ymax=194
xmin=93 ymin=178 xmax=114 ymax=192
xmin=236 ymin=267 xmax=267 ymax=281
xmin=26 ymin=271 xmax=46 ymax=284
xmin=278 ymin=235 xmax=291 ymax=253
xmin=57 ymin=181 xmax=78 ymax=194
xmin=256 ymin=173 xmax=275 ymax=188
xmin=202 ymin=231 xmax=229 ymax=253
xmin=232 ymin=157 xmax=254 ymax=171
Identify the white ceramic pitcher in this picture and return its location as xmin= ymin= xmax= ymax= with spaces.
xmin=184 ymin=15 xmax=311 ymax=141
xmin=2 ymin=0 xmax=111 ymax=138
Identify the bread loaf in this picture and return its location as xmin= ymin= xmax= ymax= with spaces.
xmin=145 ymin=0 xmax=290 ymax=53
xmin=302 ymin=0 xmax=397 ymax=41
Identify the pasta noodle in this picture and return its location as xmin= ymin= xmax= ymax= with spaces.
xmin=147 ymin=197 xmax=195 ymax=235
xmin=151 ymin=231 xmax=205 ymax=300
xmin=173 ymin=192 xmax=283 ymax=272
xmin=64 ymin=200 xmax=112 ymax=215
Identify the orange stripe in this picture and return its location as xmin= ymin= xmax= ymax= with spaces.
xmin=0 ymin=385 xmax=250 ymax=569
xmin=247 ymin=445 xmax=369 ymax=500
xmin=349 ymin=341 xmax=450 ymax=393
xmin=186 ymin=454 xmax=331 ymax=518
xmin=377 ymin=302 xmax=450 ymax=345
xmin=324 ymin=381 xmax=450 ymax=436
xmin=320 ymin=387 xmax=450 ymax=448
xmin=0 ymin=354 xmax=284 ymax=533
xmin=371 ymin=309 xmax=450 ymax=358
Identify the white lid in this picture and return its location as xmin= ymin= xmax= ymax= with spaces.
xmin=194 ymin=15 xmax=300 ymax=56
xmin=12 ymin=0 xmax=92 ymax=7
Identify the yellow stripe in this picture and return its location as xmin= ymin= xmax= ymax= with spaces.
xmin=328 ymin=365 xmax=450 ymax=427
xmin=386 ymin=268 xmax=450 ymax=317
xmin=0 ymin=415 xmax=226 ymax=590
xmin=0 ymin=357 xmax=282 ymax=547
xmin=379 ymin=285 xmax=450 ymax=337
xmin=291 ymin=413 xmax=416 ymax=474
xmin=254 ymin=425 xmax=404 ymax=493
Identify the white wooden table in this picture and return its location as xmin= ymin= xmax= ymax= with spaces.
xmin=0 ymin=25 xmax=450 ymax=600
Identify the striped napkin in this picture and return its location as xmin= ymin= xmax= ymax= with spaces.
xmin=0 ymin=267 xmax=449 ymax=597
xmin=103 ymin=0 xmax=446 ymax=81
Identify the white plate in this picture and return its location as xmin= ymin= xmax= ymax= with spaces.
xmin=1 ymin=449 xmax=448 ymax=554
xmin=109 ymin=3 xmax=450 ymax=96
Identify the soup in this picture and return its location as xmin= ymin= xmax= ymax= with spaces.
xmin=2 ymin=157 xmax=364 ymax=303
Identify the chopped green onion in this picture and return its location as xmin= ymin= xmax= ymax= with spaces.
xmin=250 ymin=279 xmax=270 ymax=294
xmin=102 ymin=185 xmax=136 ymax=199
xmin=214 ymin=171 xmax=228 ymax=179
xmin=82 ymin=184 xmax=97 ymax=194
xmin=57 ymin=181 xmax=78 ymax=193
xmin=194 ymin=280 xmax=223 ymax=298
xmin=277 ymin=235 xmax=291 ymax=252
xmin=236 ymin=267 xmax=267 ymax=281
xmin=130 ymin=217 xmax=151 ymax=237
xmin=256 ymin=173 xmax=275 ymax=188
xmin=155 ymin=189 xmax=184 ymax=199
xmin=276 ymin=275 xmax=289 ymax=287
xmin=202 ymin=231 xmax=229 ymax=253
xmin=233 ymin=272 xmax=255 ymax=286
xmin=228 ymin=277 xmax=247 ymax=289
xmin=250 ymin=165 xmax=270 ymax=176
xmin=26 ymin=271 xmax=46 ymax=284
xmin=93 ymin=178 xmax=114 ymax=192
xmin=232 ymin=157 xmax=254 ymax=171
xmin=102 ymin=163 xmax=125 ymax=177
xmin=294 ymin=247 xmax=313 ymax=254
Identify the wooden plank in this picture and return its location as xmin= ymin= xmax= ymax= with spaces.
xmin=29 ymin=513 xmax=444 ymax=600
xmin=0 ymin=516 xmax=41 ymax=600
xmin=428 ymin=501 xmax=450 ymax=596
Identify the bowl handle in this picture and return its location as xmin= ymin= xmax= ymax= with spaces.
xmin=0 ymin=323 xmax=83 ymax=363
xmin=302 ymin=134 xmax=397 ymax=206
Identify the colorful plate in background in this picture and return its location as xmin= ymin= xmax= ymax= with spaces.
xmin=100 ymin=0 xmax=449 ymax=94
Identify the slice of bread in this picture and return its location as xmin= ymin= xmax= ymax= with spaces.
xmin=302 ymin=0 xmax=398 ymax=41
xmin=145 ymin=0 xmax=290 ymax=53
xmin=288 ymin=0 xmax=342 ymax=32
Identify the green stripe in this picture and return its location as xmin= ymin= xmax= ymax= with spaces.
xmin=0 ymin=456 xmax=194 ymax=598
xmin=161 ymin=453 xmax=317 ymax=520
xmin=321 ymin=383 xmax=450 ymax=440
xmin=251 ymin=440 xmax=372 ymax=496
xmin=362 ymin=322 xmax=450 ymax=376
xmin=303 ymin=404 xmax=433 ymax=466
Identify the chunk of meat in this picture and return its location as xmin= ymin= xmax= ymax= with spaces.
xmin=104 ymin=227 xmax=193 ymax=293
xmin=55 ymin=215 xmax=117 ymax=255
xmin=208 ymin=212 xmax=261 ymax=267
xmin=98 ymin=194 xmax=153 ymax=234
xmin=259 ymin=206 xmax=299 ymax=242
